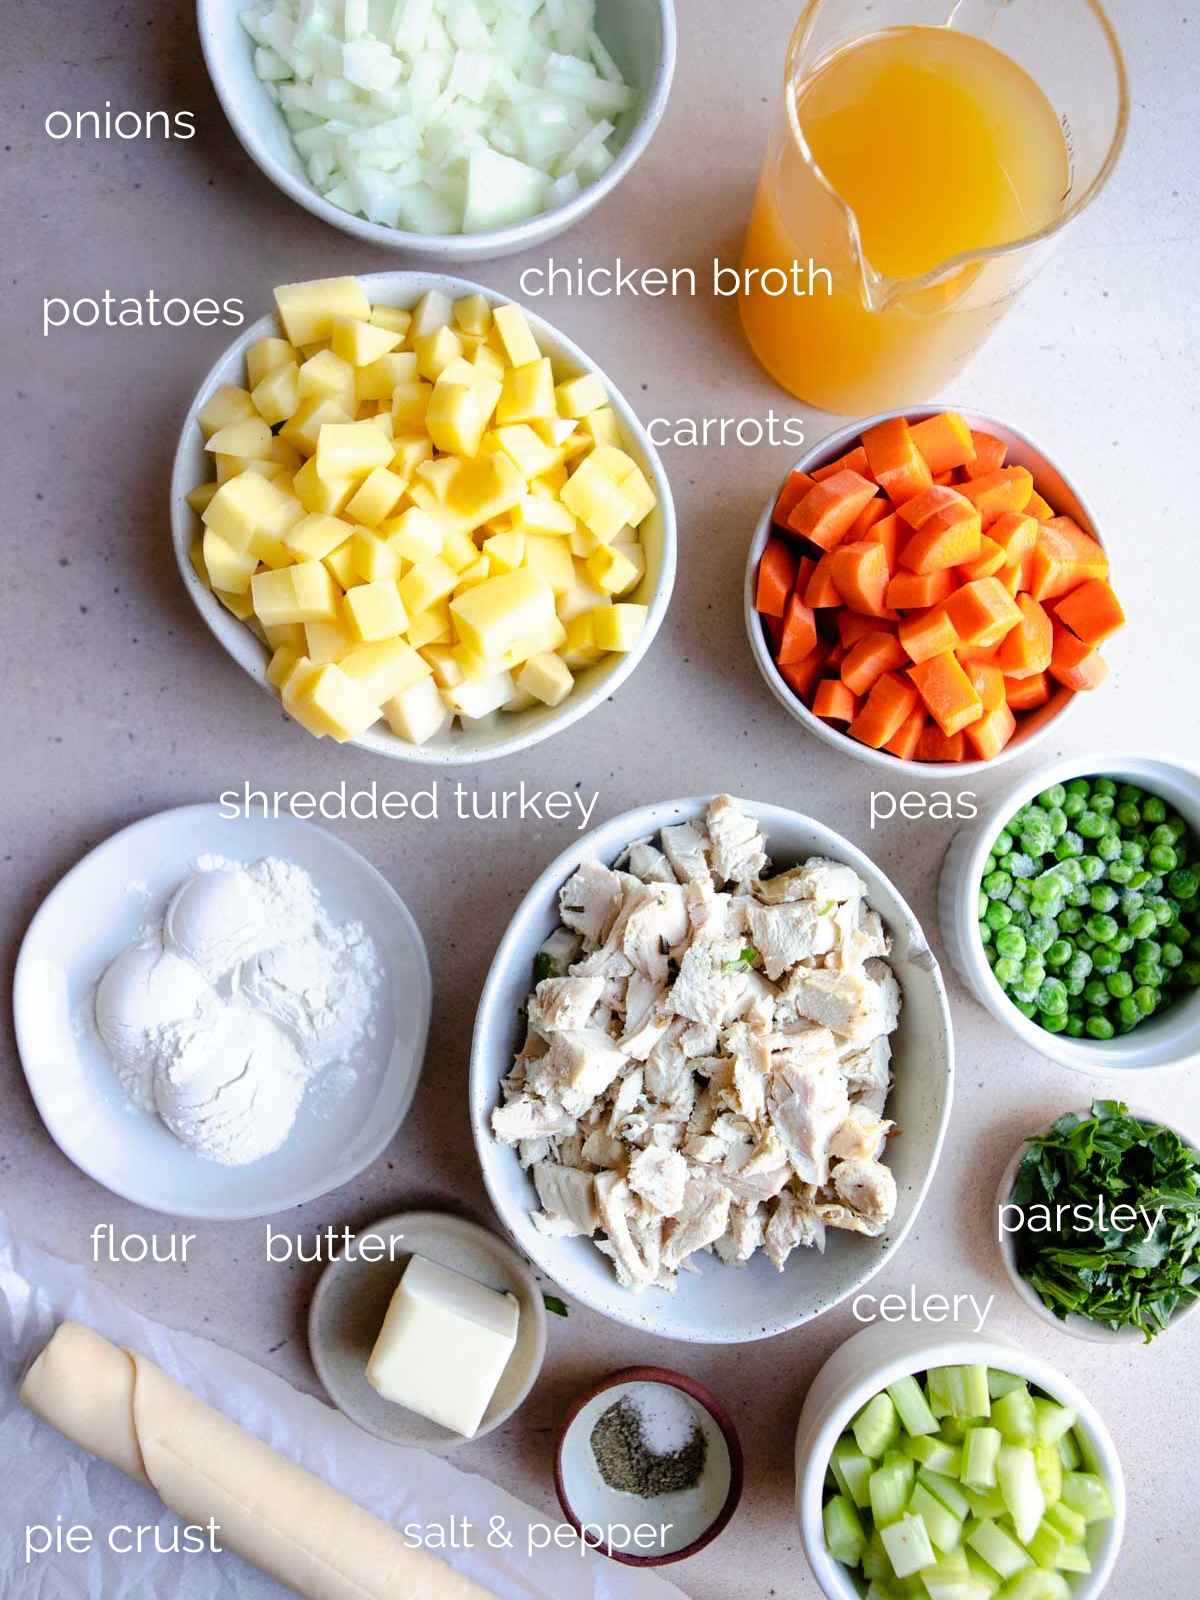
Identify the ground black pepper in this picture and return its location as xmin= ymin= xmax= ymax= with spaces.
xmin=590 ymin=1397 xmax=707 ymax=1497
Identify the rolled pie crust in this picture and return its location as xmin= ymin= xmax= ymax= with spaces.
xmin=21 ymin=1322 xmax=496 ymax=1600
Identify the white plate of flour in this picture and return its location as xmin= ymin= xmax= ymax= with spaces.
xmin=14 ymin=805 xmax=432 ymax=1219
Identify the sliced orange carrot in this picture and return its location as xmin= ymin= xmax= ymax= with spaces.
xmin=915 ymin=723 xmax=969 ymax=762
xmin=989 ymin=511 xmax=1038 ymax=565
xmin=813 ymin=679 xmax=861 ymax=722
xmin=932 ymin=470 xmax=959 ymax=487
xmin=1005 ymin=671 xmax=1051 ymax=712
xmin=804 ymin=553 xmax=842 ymax=608
xmin=862 ymin=511 xmax=904 ymax=571
xmin=778 ymin=640 xmax=831 ymax=704
xmin=898 ymin=605 xmax=959 ymax=664
xmin=956 ymin=640 xmax=1003 ymax=665
xmin=829 ymin=539 xmax=891 ymax=618
xmin=886 ymin=568 xmax=956 ymax=610
xmin=846 ymin=496 xmax=893 ymax=541
xmin=965 ymin=701 xmax=1017 ymax=761
xmin=958 ymin=465 xmax=1034 ymax=520
xmin=788 ymin=471 xmax=880 ymax=553
xmin=777 ymin=589 xmax=819 ymax=665
xmin=849 ymin=671 xmax=921 ymax=749
xmin=964 ymin=659 xmax=1006 ymax=714
xmin=962 ymin=431 xmax=1007 ymax=479
xmin=1049 ymin=624 xmax=1110 ymax=692
xmin=796 ymin=554 xmax=817 ymax=598
xmin=1025 ymin=489 xmax=1054 ymax=521
xmin=957 ymin=535 xmax=1006 ymax=582
xmin=900 ymin=504 xmax=983 ymax=574
xmin=842 ymin=631 xmax=909 ymax=697
xmin=826 ymin=642 xmax=848 ymax=670
xmin=997 ymin=561 xmax=1023 ymax=597
xmin=839 ymin=609 xmax=898 ymax=649
xmin=1028 ymin=518 xmax=1110 ymax=602
xmin=996 ymin=592 xmax=1053 ymax=678
xmin=1054 ymin=578 xmax=1126 ymax=646
xmin=896 ymin=484 xmax=967 ymax=529
xmin=910 ymin=411 xmax=974 ymax=475
xmin=908 ymin=650 xmax=984 ymax=736
xmin=812 ymin=445 xmax=873 ymax=483
xmin=756 ymin=538 xmax=797 ymax=617
xmin=763 ymin=612 xmax=784 ymax=654
xmin=772 ymin=470 xmax=817 ymax=528
xmin=945 ymin=576 xmax=1023 ymax=649
xmin=861 ymin=416 xmax=933 ymax=505
xmin=884 ymin=704 xmax=927 ymax=761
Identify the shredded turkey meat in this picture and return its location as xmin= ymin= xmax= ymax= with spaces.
xmin=490 ymin=797 xmax=902 ymax=1291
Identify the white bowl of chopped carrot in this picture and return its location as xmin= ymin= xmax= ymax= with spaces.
xmin=744 ymin=409 xmax=1124 ymax=775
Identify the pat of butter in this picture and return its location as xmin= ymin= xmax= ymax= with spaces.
xmin=366 ymin=1255 xmax=519 ymax=1437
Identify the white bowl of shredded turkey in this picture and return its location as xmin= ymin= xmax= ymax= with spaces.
xmin=471 ymin=796 xmax=955 ymax=1342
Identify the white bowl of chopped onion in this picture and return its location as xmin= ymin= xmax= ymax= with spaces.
xmin=469 ymin=795 xmax=955 ymax=1343
xmin=199 ymin=0 xmax=677 ymax=258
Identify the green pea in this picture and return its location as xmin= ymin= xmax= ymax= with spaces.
xmin=1086 ymin=913 xmax=1118 ymax=943
xmin=1065 ymin=1014 xmax=1085 ymax=1037
xmin=1045 ymin=939 xmax=1072 ymax=968
xmin=995 ymin=927 xmax=1027 ymax=959
xmin=1092 ymin=948 xmax=1120 ymax=977
xmin=1134 ymin=939 xmax=1162 ymax=965
xmin=1110 ymin=931 xmax=1134 ymax=954
xmin=1079 ymin=811 xmax=1108 ymax=839
xmin=1128 ymin=909 xmax=1157 ymax=940
xmin=1084 ymin=980 xmax=1111 ymax=1008
xmin=1094 ymin=778 xmax=1117 ymax=798
xmin=1180 ymin=961 xmax=1200 ymax=988
xmin=1115 ymin=802 xmax=1140 ymax=829
xmin=1038 ymin=978 xmax=1069 ymax=1015
xmin=1169 ymin=868 xmax=1199 ymax=899
xmin=983 ymin=870 xmax=1013 ymax=900
xmin=1086 ymin=1014 xmax=1115 ymax=1040
xmin=1059 ymin=908 xmax=1084 ymax=933
xmin=1096 ymin=834 xmax=1122 ymax=862
xmin=1012 ymin=998 xmax=1038 ymax=1018
xmin=1038 ymin=784 xmax=1067 ymax=810
xmin=1008 ymin=887 xmax=1031 ymax=914
xmin=1133 ymin=961 xmax=1163 ymax=988
xmin=1120 ymin=840 xmax=1144 ymax=866
xmin=1063 ymin=793 xmax=1087 ymax=821
xmin=1027 ymin=920 xmax=1056 ymax=954
xmin=1065 ymin=777 xmax=1091 ymax=797
xmin=1040 ymin=1011 xmax=1068 ymax=1033
xmin=1134 ymin=985 xmax=1158 ymax=1015
xmin=993 ymin=829 xmax=1014 ymax=857
xmin=1054 ymin=833 xmax=1085 ymax=861
xmin=1138 ymin=795 xmax=1165 ymax=824
xmin=984 ymin=901 xmax=1013 ymax=931
xmin=1106 ymin=970 xmax=1133 ymax=999
xmin=994 ymin=956 xmax=1022 ymax=985
xmin=1161 ymin=942 xmax=1184 ymax=969
xmin=1150 ymin=844 xmax=1178 ymax=873
xmin=1089 ymin=884 xmax=1118 ymax=913
xmin=1092 ymin=794 xmax=1116 ymax=818
xmin=1075 ymin=931 xmax=1097 ymax=952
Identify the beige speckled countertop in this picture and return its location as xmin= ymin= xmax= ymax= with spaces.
xmin=3 ymin=2 xmax=1198 ymax=1596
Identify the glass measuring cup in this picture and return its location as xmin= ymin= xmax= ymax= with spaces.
xmin=739 ymin=0 xmax=1128 ymax=415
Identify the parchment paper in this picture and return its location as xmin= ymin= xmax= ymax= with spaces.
xmin=0 ymin=1211 xmax=687 ymax=1600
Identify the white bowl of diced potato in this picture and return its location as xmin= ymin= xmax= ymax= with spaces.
xmin=171 ymin=271 xmax=676 ymax=763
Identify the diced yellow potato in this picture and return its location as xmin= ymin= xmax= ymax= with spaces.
xmin=331 ymin=315 xmax=403 ymax=367
xmin=482 ymin=529 xmax=525 ymax=574
xmin=405 ymin=604 xmax=452 ymax=650
xmin=555 ymin=372 xmax=608 ymax=420
xmin=346 ymin=466 xmax=408 ymax=527
xmin=279 ymin=652 xmax=320 ymax=703
xmin=450 ymin=569 xmax=555 ymax=661
xmin=341 ymin=637 xmax=431 ymax=703
xmin=420 ymin=644 xmax=467 ymax=690
xmin=414 ymin=326 xmax=464 ymax=382
xmin=252 ymin=561 xmax=340 ymax=626
xmin=189 ymin=539 xmax=211 ymax=590
xmin=263 ymin=620 xmax=307 ymax=653
xmin=446 ymin=452 xmax=526 ymax=527
xmin=523 ymin=533 xmax=575 ymax=595
xmin=357 ymin=350 xmax=419 ymax=401
xmin=297 ymin=349 xmax=357 ymax=403
xmin=569 ymin=523 xmax=601 ymax=558
xmin=391 ymin=380 xmax=433 ymax=430
xmin=610 ymin=540 xmax=647 ymax=593
xmin=294 ymin=456 xmax=356 ymax=516
xmin=369 ymin=304 xmax=413 ymax=337
xmin=400 ymin=556 xmax=460 ymax=616
xmin=409 ymin=289 xmax=454 ymax=340
xmin=384 ymin=676 xmax=452 ymax=745
xmin=202 ymin=530 xmax=258 ymax=594
xmin=492 ymin=303 xmax=541 ymax=369
xmin=561 ymin=612 xmax=604 ymax=668
xmin=205 ymin=416 xmax=275 ymax=460
xmin=281 ymin=397 xmax=355 ymax=454
xmin=284 ymin=512 xmax=350 ymax=562
xmin=495 ymin=423 xmax=560 ymax=481
xmin=266 ymin=644 xmax=302 ymax=690
xmin=453 ymin=556 xmax=491 ymax=593
xmin=344 ymin=580 xmax=409 ymax=643
xmin=591 ymin=603 xmax=647 ymax=652
xmin=614 ymin=465 xmax=656 ymax=526
xmin=385 ymin=506 xmax=443 ymax=564
xmin=512 ymin=494 xmax=576 ymax=538
xmin=315 ymin=420 xmax=393 ymax=482
xmin=202 ymin=472 xmax=295 ymax=552
xmin=197 ymin=384 xmax=257 ymax=439
xmin=560 ymin=455 xmax=638 ymax=544
xmin=304 ymin=614 xmax=356 ymax=665
xmin=253 ymin=530 xmax=296 ymax=570
xmin=444 ymin=671 xmax=517 ymax=720
xmin=582 ymin=406 xmax=623 ymax=449
xmin=586 ymin=543 xmax=641 ymax=597
xmin=390 ymin=435 xmax=433 ymax=482
xmin=454 ymin=293 xmax=493 ymax=337
xmin=414 ymin=457 xmax=461 ymax=501
xmin=275 ymin=277 xmax=372 ymax=346
xmin=471 ymin=342 xmax=507 ymax=383
xmin=351 ymin=529 xmax=402 ymax=584
xmin=517 ymin=652 xmax=574 ymax=707
xmin=323 ymin=540 xmax=358 ymax=589
xmin=497 ymin=358 xmax=556 ymax=426
xmin=293 ymin=662 xmax=382 ymax=742
xmin=426 ymin=382 xmax=485 ymax=458
xmin=186 ymin=481 xmax=219 ymax=516
xmin=440 ymin=529 xmax=482 ymax=574
xmin=247 ymin=336 xmax=297 ymax=390
xmin=503 ymin=688 xmax=538 ymax=713
xmin=252 ymin=362 xmax=301 ymax=426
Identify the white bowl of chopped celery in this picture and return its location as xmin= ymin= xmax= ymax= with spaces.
xmin=199 ymin=0 xmax=676 ymax=259
xmin=795 ymin=1321 xmax=1125 ymax=1600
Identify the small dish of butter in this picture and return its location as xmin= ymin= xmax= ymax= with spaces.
xmin=308 ymin=1209 xmax=547 ymax=1449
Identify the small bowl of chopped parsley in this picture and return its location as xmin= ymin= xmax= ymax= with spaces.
xmin=997 ymin=1100 xmax=1200 ymax=1343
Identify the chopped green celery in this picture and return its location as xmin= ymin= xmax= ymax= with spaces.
xmin=887 ymin=1374 xmax=940 ymax=1436
xmin=884 ymin=1447 xmax=916 ymax=1489
xmin=1044 ymin=1501 xmax=1086 ymax=1544
xmin=994 ymin=1571 xmax=1070 ymax=1600
xmin=918 ymin=1466 xmax=972 ymax=1521
xmin=939 ymin=1366 xmax=992 ymax=1420
xmin=1060 ymin=1471 xmax=1114 ymax=1523
xmin=1033 ymin=1443 xmax=1062 ymax=1507
xmin=870 ymin=1458 xmax=913 ymax=1527
xmin=926 ymin=1366 xmax=954 ymax=1418
xmin=938 ymin=1416 xmax=970 ymax=1443
xmin=823 ymin=1493 xmax=867 ymax=1567
xmin=1032 ymin=1399 xmax=1077 ymax=1446
xmin=880 ymin=1512 xmax=937 ymax=1578
xmin=908 ymin=1483 xmax=963 ymax=1554
xmin=991 ymin=1387 xmax=1037 ymax=1446
xmin=965 ymin=1519 xmax=1033 ymax=1580
xmin=962 ymin=1484 xmax=1007 ymax=1521
xmin=997 ymin=1446 xmax=1046 ymax=1545
xmin=987 ymin=1369 xmax=1026 ymax=1400
xmin=831 ymin=1438 xmax=874 ymax=1510
xmin=1056 ymin=1543 xmax=1092 ymax=1575
xmin=922 ymin=1569 xmax=994 ymax=1600
xmin=865 ymin=1583 xmax=895 ymax=1600
xmin=862 ymin=1528 xmax=894 ymax=1582
xmin=903 ymin=1434 xmax=963 ymax=1475
xmin=961 ymin=1426 xmax=1002 ymax=1488
xmin=965 ymin=1549 xmax=1003 ymax=1595
xmin=1056 ymin=1431 xmax=1082 ymax=1471
xmin=1026 ymin=1521 xmax=1066 ymax=1571
xmin=854 ymin=1391 xmax=902 ymax=1458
